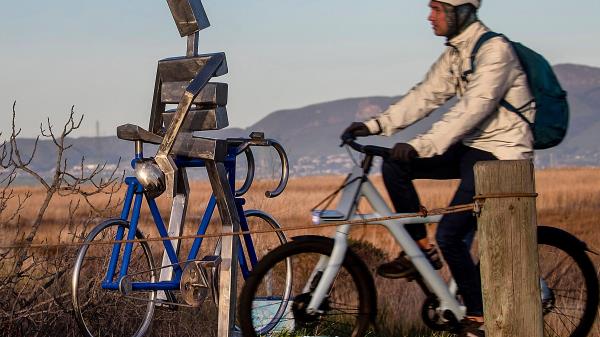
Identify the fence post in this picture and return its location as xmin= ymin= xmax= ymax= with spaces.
xmin=474 ymin=160 xmax=543 ymax=337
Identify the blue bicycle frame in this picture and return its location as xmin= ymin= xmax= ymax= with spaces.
xmin=100 ymin=148 xmax=259 ymax=292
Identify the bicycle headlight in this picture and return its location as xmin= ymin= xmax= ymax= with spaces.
xmin=134 ymin=159 xmax=166 ymax=199
xmin=311 ymin=211 xmax=322 ymax=225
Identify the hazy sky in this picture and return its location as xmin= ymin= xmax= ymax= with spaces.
xmin=1 ymin=0 xmax=599 ymax=137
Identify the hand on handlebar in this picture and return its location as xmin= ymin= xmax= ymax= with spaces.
xmin=340 ymin=122 xmax=371 ymax=144
xmin=390 ymin=143 xmax=418 ymax=162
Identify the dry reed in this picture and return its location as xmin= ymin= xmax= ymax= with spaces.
xmin=1 ymin=168 xmax=599 ymax=336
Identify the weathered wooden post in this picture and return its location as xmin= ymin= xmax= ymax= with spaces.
xmin=474 ymin=160 xmax=543 ymax=337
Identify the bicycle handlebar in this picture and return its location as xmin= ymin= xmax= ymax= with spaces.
xmin=231 ymin=132 xmax=290 ymax=198
xmin=235 ymin=148 xmax=255 ymax=197
xmin=265 ymin=140 xmax=289 ymax=198
xmin=344 ymin=139 xmax=391 ymax=158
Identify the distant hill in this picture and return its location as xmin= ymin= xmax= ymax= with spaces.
xmin=7 ymin=63 xmax=600 ymax=180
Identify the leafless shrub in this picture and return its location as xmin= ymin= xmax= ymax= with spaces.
xmin=0 ymin=102 xmax=123 ymax=336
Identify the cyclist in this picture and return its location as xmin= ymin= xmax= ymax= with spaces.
xmin=341 ymin=0 xmax=534 ymax=335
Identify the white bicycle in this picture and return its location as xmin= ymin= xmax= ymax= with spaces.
xmin=238 ymin=140 xmax=599 ymax=337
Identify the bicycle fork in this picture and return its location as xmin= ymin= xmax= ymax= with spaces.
xmin=305 ymin=224 xmax=351 ymax=314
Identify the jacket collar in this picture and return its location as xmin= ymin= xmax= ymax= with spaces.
xmin=446 ymin=21 xmax=489 ymax=52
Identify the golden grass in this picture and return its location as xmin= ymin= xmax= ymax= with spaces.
xmin=1 ymin=167 xmax=599 ymax=335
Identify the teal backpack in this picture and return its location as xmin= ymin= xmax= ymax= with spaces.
xmin=469 ymin=32 xmax=569 ymax=149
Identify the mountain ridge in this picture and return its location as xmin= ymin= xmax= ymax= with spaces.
xmin=6 ymin=63 xmax=600 ymax=179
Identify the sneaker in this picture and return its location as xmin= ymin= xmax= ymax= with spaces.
xmin=376 ymin=246 xmax=443 ymax=279
xmin=458 ymin=318 xmax=485 ymax=337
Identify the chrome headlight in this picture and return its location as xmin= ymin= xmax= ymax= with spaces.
xmin=134 ymin=159 xmax=166 ymax=199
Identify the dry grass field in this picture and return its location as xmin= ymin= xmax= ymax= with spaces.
xmin=0 ymin=167 xmax=599 ymax=336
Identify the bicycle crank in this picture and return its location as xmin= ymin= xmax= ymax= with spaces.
xmin=180 ymin=255 xmax=222 ymax=307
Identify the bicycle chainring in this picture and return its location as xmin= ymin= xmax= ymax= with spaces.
xmin=180 ymin=262 xmax=211 ymax=307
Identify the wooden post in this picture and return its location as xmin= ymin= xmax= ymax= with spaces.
xmin=474 ymin=160 xmax=542 ymax=337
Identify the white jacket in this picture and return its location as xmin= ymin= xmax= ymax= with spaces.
xmin=364 ymin=21 xmax=535 ymax=160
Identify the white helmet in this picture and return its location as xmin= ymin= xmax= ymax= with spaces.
xmin=436 ymin=0 xmax=480 ymax=9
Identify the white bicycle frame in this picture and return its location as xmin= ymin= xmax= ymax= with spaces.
xmin=306 ymin=166 xmax=466 ymax=319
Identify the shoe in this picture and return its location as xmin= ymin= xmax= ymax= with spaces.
xmin=376 ymin=246 xmax=443 ymax=279
xmin=458 ymin=318 xmax=485 ymax=337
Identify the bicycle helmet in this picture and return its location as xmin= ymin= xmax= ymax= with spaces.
xmin=436 ymin=0 xmax=480 ymax=9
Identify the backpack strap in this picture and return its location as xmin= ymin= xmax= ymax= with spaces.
xmin=464 ymin=31 xmax=535 ymax=125
xmin=500 ymin=100 xmax=534 ymax=126
xmin=462 ymin=31 xmax=503 ymax=81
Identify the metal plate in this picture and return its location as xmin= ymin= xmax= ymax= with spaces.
xmin=158 ymin=54 xmax=228 ymax=82
xmin=167 ymin=0 xmax=210 ymax=37
xmin=161 ymin=82 xmax=228 ymax=106
xmin=172 ymin=135 xmax=227 ymax=161
xmin=163 ymin=107 xmax=228 ymax=131
xmin=116 ymin=124 xmax=163 ymax=144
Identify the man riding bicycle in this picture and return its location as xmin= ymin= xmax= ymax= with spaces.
xmin=342 ymin=1 xmax=534 ymax=336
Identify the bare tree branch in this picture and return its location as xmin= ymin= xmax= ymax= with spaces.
xmin=1 ymin=103 xmax=130 ymax=335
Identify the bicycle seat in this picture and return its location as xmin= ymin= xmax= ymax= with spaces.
xmin=117 ymin=124 xmax=163 ymax=144
xmin=312 ymin=209 xmax=348 ymax=225
xmin=318 ymin=210 xmax=346 ymax=219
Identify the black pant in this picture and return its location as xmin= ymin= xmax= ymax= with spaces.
xmin=382 ymin=143 xmax=497 ymax=316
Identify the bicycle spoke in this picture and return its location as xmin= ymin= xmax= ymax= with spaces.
xmin=240 ymin=241 xmax=373 ymax=337
xmin=543 ymin=321 xmax=561 ymax=337
xmin=72 ymin=222 xmax=156 ymax=337
xmin=548 ymin=307 xmax=580 ymax=324
xmin=541 ymin=253 xmax=570 ymax=281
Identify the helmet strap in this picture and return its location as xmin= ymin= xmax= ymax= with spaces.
xmin=444 ymin=3 xmax=478 ymax=39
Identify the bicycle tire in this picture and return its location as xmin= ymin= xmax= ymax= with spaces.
xmin=213 ymin=210 xmax=292 ymax=333
xmin=71 ymin=219 xmax=157 ymax=337
xmin=238 ymin=236 xmax=377 ymax=337
xmin=537 ymin=226 xmax=599 ymax=337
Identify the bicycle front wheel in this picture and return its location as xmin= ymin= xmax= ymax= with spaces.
xmin=538 ymin=226 xmax=599 ymax=337
xmin=238 ymin=237 xmax=376 ymax=337
xmin=71 ymin=219 xmax=157 ymax=337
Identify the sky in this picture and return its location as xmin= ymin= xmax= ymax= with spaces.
xmin=1 ymin=0 xmax=599 ymax=137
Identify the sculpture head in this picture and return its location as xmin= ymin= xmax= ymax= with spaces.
xmin=167 ymin=0 xmax=211 ymax=37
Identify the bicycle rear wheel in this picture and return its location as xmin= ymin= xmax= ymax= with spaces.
xmin=238 ymin=237 xmax=376 ymax=337
xmin=538 ymin=226 xmax=599 ymax=337
xmin=214 ymin=210 xmax=292 ymax=332
xmin=71 ymin=219 xmax=156 ymax=337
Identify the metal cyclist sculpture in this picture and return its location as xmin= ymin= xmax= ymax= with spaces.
xmin=71 ymin=1 xmax=290 ymax=337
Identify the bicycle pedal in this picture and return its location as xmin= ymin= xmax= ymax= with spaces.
xmin=200 ymin=255 xmax=222 ymax=269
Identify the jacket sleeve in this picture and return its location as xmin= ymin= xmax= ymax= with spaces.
xmin=408 ymin=39 xmax=520 ymax=157
xmin=364 ymin=49 xmax=456 ymax=135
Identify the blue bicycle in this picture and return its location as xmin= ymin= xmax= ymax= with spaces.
xmin=71 ymin=133 xmax=293 ymax=337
